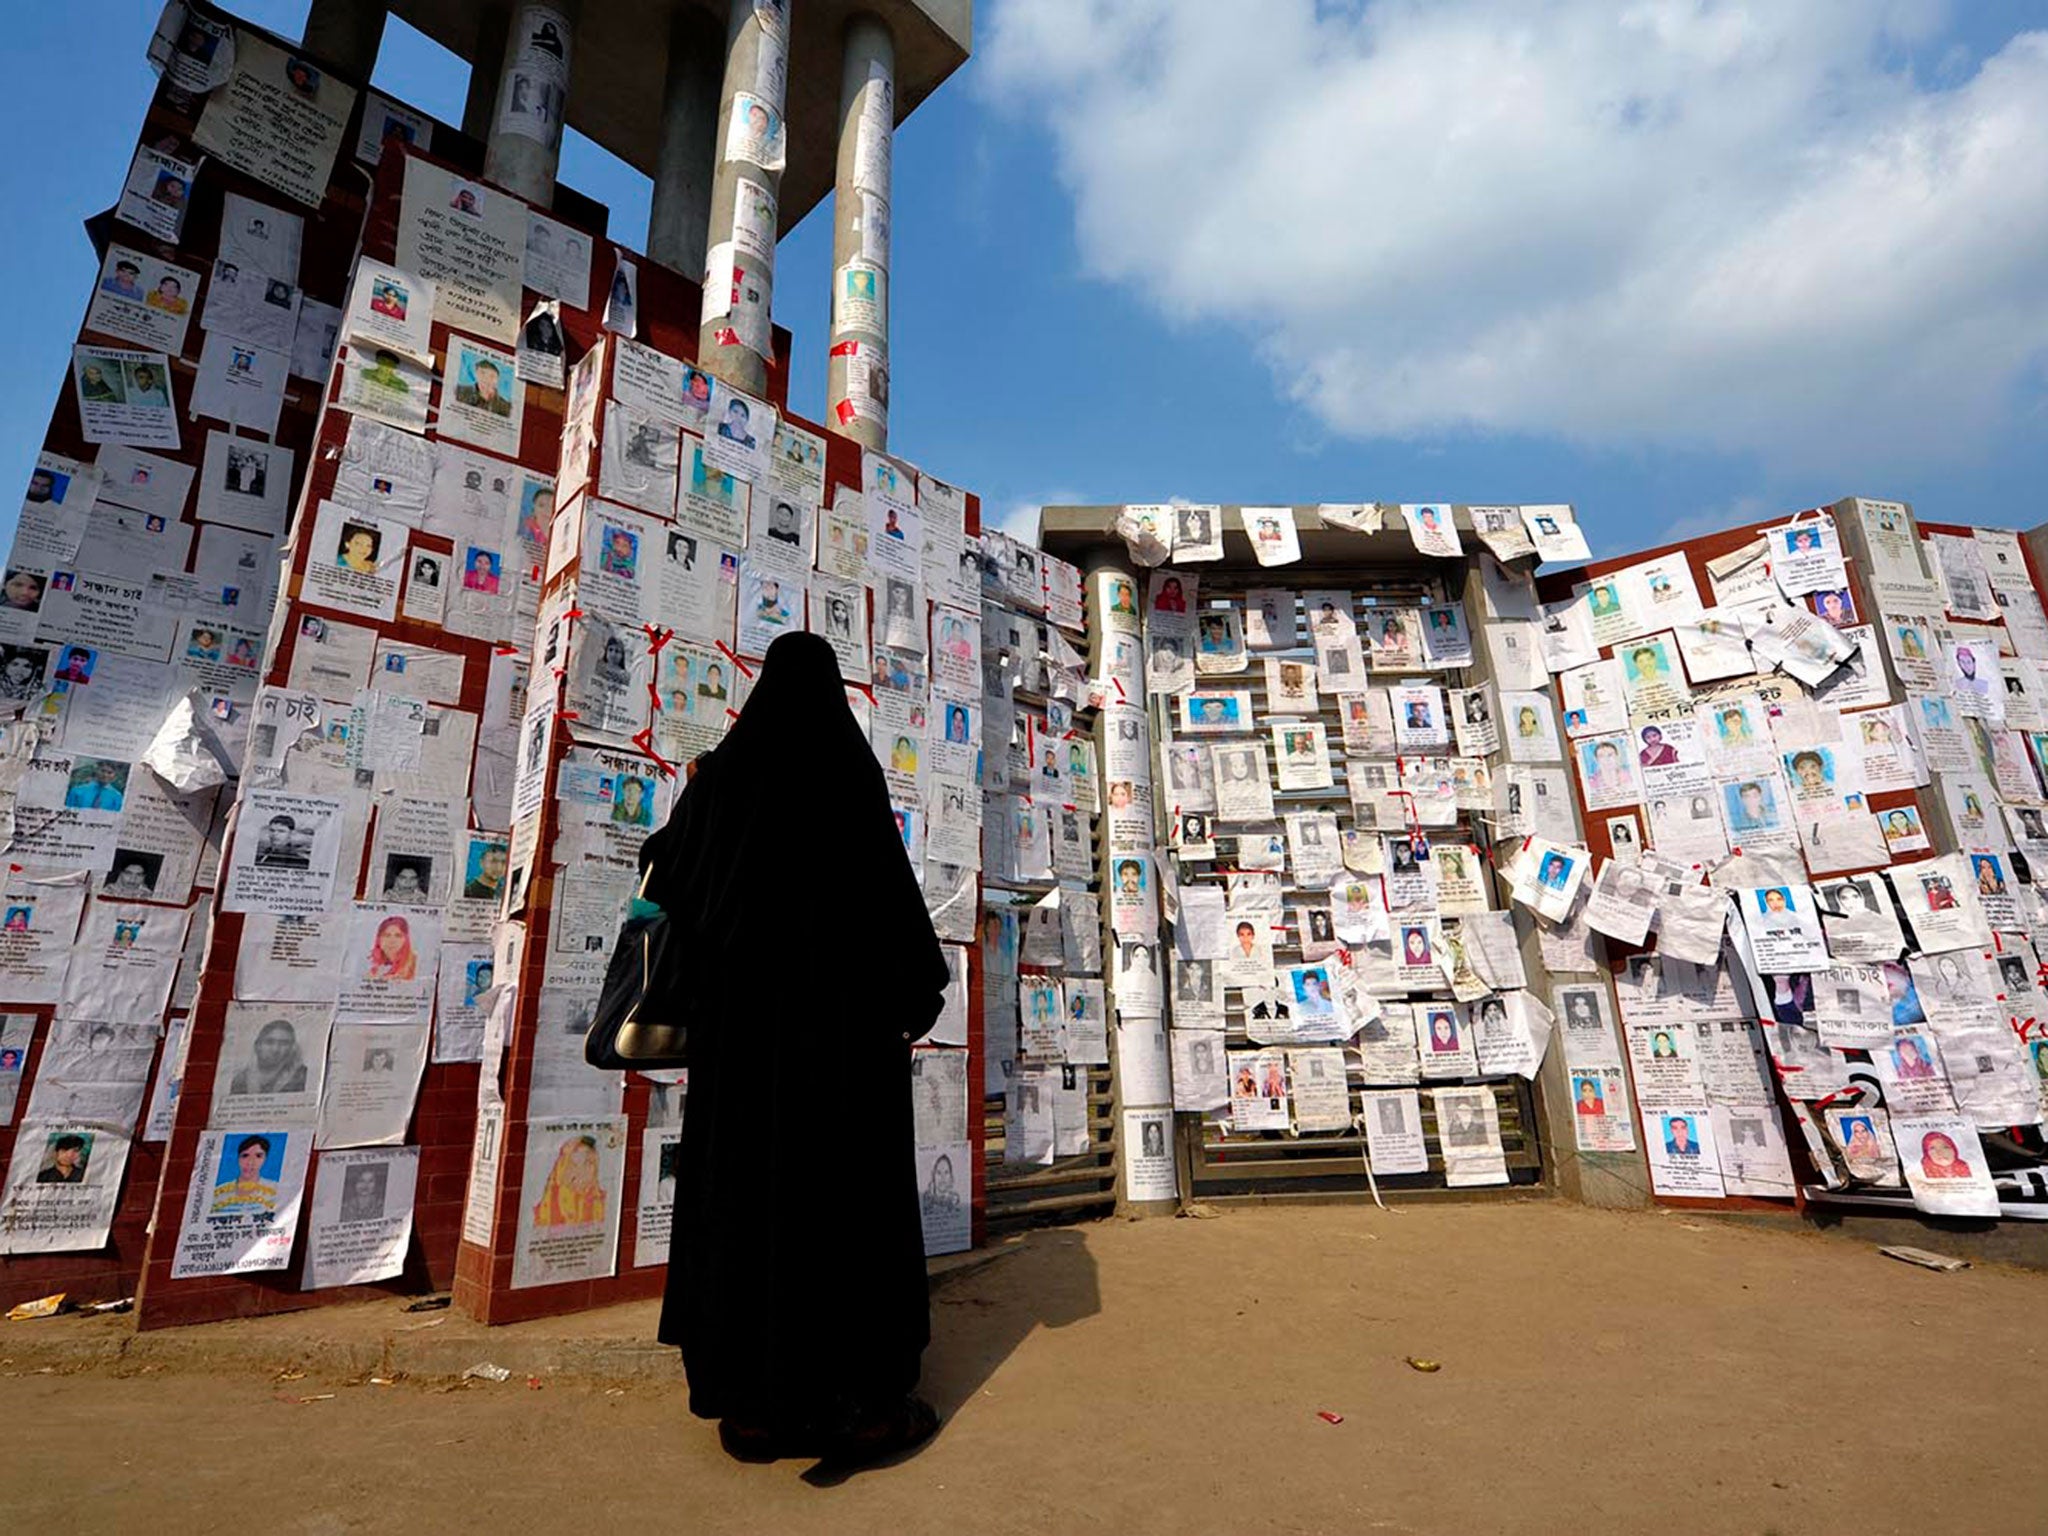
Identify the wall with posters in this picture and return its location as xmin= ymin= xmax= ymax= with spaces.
xmin=1039 ymin=504 xmax=1633 ymax=1206
xmin=1535 ymin=497 xmax=2048 ymax=1225
xmin=970 ymin=536 xmax=1115 ymax=1225
xmin=0 ymin=3 xmax=995 ymax=1327
xmin=0 ymin=9 xmax=490 ymax=1311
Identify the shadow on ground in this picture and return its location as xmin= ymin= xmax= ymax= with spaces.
xmin=802 ymin=1225 xmax=1102 ymax=1485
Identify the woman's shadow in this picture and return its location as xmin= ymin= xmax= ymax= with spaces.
xmin=801 ymin=1224 xmax=1101 ymax=1486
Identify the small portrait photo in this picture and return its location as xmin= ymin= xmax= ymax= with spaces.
xmin=123 ymin=360 xmax=169 ymax=405
xmin=369 ymin=275 xmax=408 ymax=321
xmin=1585 ymin=579 xmax=1623 ymax=617
xmin=64 ymin=757 xmax=130 ymax=812
xmin=689 ymin=447 xmax=740 ymax=509
xmin=678 ymin=365 xmax=715 ymax=426
xmin=1622 ymin=640 xmax=1670 ymax=686
xmin=1785 ymin=748 xmax=1834 ymax=796
xmin=48 ymin=643 xmax=100 ymax=693
xmin=209 ymin=1133 xmax=286 ymax=1218
xmin=1571 ymin=1074 xmax=1606 ymax=1116
xmin=1809 ymin=587 xmax=1856 ymax=627
xmin=1536 ymin=850 xmax=1573 ymax=891
xmin=253 ymin=809 xmax=315 ymax=868
xmin=1661 ymin=1114 xmax=1701 ymax=1157
xmin=0 ymin=644 xmax=49 ymax=702
xmin=365 ymin=914 xmax=419 ymax=981
xmin=1174 ymin=959 xmax=1214 ymax=1003
xmin=1970 ymin=853 xmax=2008 ymax=896
xmin=454 ymin=345 xmax=512 ymax=416
xmin=1185 ymin=693 xmax=1241 ymax=731
xmin=35 ymin=1129 xmax=94 ymax=1184
xmin=1292 ymin=966 xmax=1335 ymax=1016
xmin=1919 ymin=871 xmax=1957 ymax=911
xmin=75 ymin=355 xmax=126 ymax=403
xmin=1783 ymin=525 xmax=1823 ymax=555
xmin=460 ymin=837 xmax=511 ymax=905
xmin=336 ymin=520 xmax=382 ymax=574
xmin=2 ymin=905 xmax=32 ymax=933
xmin=1837 ymin=1113 xmax=1882 ymax=1165
xmin=1 ymin=568 xmax=46 ymax=613
xmin=1722 ymin=778 xmax=1780 ymax=834
xmin=152 ymin=166 xmax=190 ymax=206
xmin=1401 ymin=924 xmax=1434 ymax=970
xmin=380 ymin=853 xmax=434 ymax=903
xmin=223 ymin=444 xmax=268 ymax=499
xmin=716 ymin=395 xmax=757 ymax=450
xmin=463 ymin=958 xmax=496 ymax=1008
xmin=361 ymin=1045 xmax=398 ymax=1073
xmin=1441 ymin=1094 xmax=1487 ymax=1147
xmin=1891 ymin=1033 xmax=1937 ymax=1079
xmin=598 ymin=524 xmax=640 ymax=579
xmin=1881 ymin=805 xmax=1925 ymax=848
xmin=609 ymin=773 xmax=655 ymax=827
xmin=230 ymin=1017 xmax=308 ymax=1095
xmin=283 ymin=55 xmax=323 ymax=97
xmin=337 ymin=1159 xmax=390 ymax=1222
xmin=461 ymin=546 xmax=503 ymax=594
xmin=185 ymin=624 xmax=223 ymax=662
xmin=103 ymin=848 xmax=164 ymax=900
xmin=1918 ymin=1130 xmax=1972 ymax=1180
xmin=1712 ymin=703 xmax=1756 ymax=746
xmin=1753 ymin=886 xmax=1796 ymax=917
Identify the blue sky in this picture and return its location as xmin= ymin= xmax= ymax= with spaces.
xmin=6 ymin=1 xmax=2048 ymax=556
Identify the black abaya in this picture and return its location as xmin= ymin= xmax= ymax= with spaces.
xmin=640 ymin=632 xmax=948 ymax=1429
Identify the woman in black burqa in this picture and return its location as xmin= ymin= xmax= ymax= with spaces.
xmin=638 ymin=631 xmax=948 ymax=1461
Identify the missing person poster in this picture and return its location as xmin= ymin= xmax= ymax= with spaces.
xmin=220 ymin=788 xmax=349 ymax=916
xmin=303 ymin=501 xmax=407 ymax=621
xmin=394 ymin=157 xmax=526 ymax=343
xmin=71 ymin=345 xmax=179 ymax=450
xmin=511 ymin=1114 xmax=627 ymax=1289
xmin=0 ymin=1119 xmax=132 ymax=1254
xmin=191 ymin=29 xmax=355 ymax=208
xmin=302 ymin=1146 xmax=420 ymax=1289
xmin=169 ymin=1127 xmax=314 ymax=1277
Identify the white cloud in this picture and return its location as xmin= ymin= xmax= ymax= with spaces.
xmin=982 ymin=1 xmax=2048 ymax=471
xmin=986 ymin=489 xmax=1088 ymax=545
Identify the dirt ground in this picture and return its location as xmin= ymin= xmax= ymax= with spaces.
xmin=4 ymin=1200 xmax=2041 ymax=1535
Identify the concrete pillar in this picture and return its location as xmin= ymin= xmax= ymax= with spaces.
xmin=826 ymin=14 xmax=895 ymax=447
xmin=696 ymin=0 xmax=788 ymax=394
xmin=300 ymin=0 xmax=386 ymax=81
xmin=483 ymin=1 xmax=579 ymax=206
xmin=646 ymin=5 xmax=725 ymax=278
xmin=462 ymin=5 xmax=512 ymax=139
xmin=1085 ymin=547 xmax=1180 ymax=1216
xmin=1453 ymin=531 xmax=1652 ymax=1210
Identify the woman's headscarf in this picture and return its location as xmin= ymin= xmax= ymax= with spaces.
xmin=368 ymin=916 xmax=417 ymax=980
xmin=533 ymin=1135 xmax=604 ymax=1226
xmin=1920 ymin=1130 xmax=1971 ymax=1179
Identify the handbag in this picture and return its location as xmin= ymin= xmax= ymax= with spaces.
xmin=584 ymin=868 xmax=692 ymax=1070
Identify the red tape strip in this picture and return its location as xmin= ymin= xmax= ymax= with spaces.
xmin=629 ymin=726 xmax=677 ymax=779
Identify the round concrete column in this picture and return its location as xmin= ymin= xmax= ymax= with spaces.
xmin=300 ymin=0 xmax=386 ymax=81
xmin=695 ymin=0 xmax=789 ymax=394
xmin=647 ymin=5 xmax=726 ymax=278
xmin=462 ymin=5 xmax=513 ymax=139
xmin=483 ymin=0 xmax=580 ymax=206
xmin=825 ymin=13 xmax=895 ymax=448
